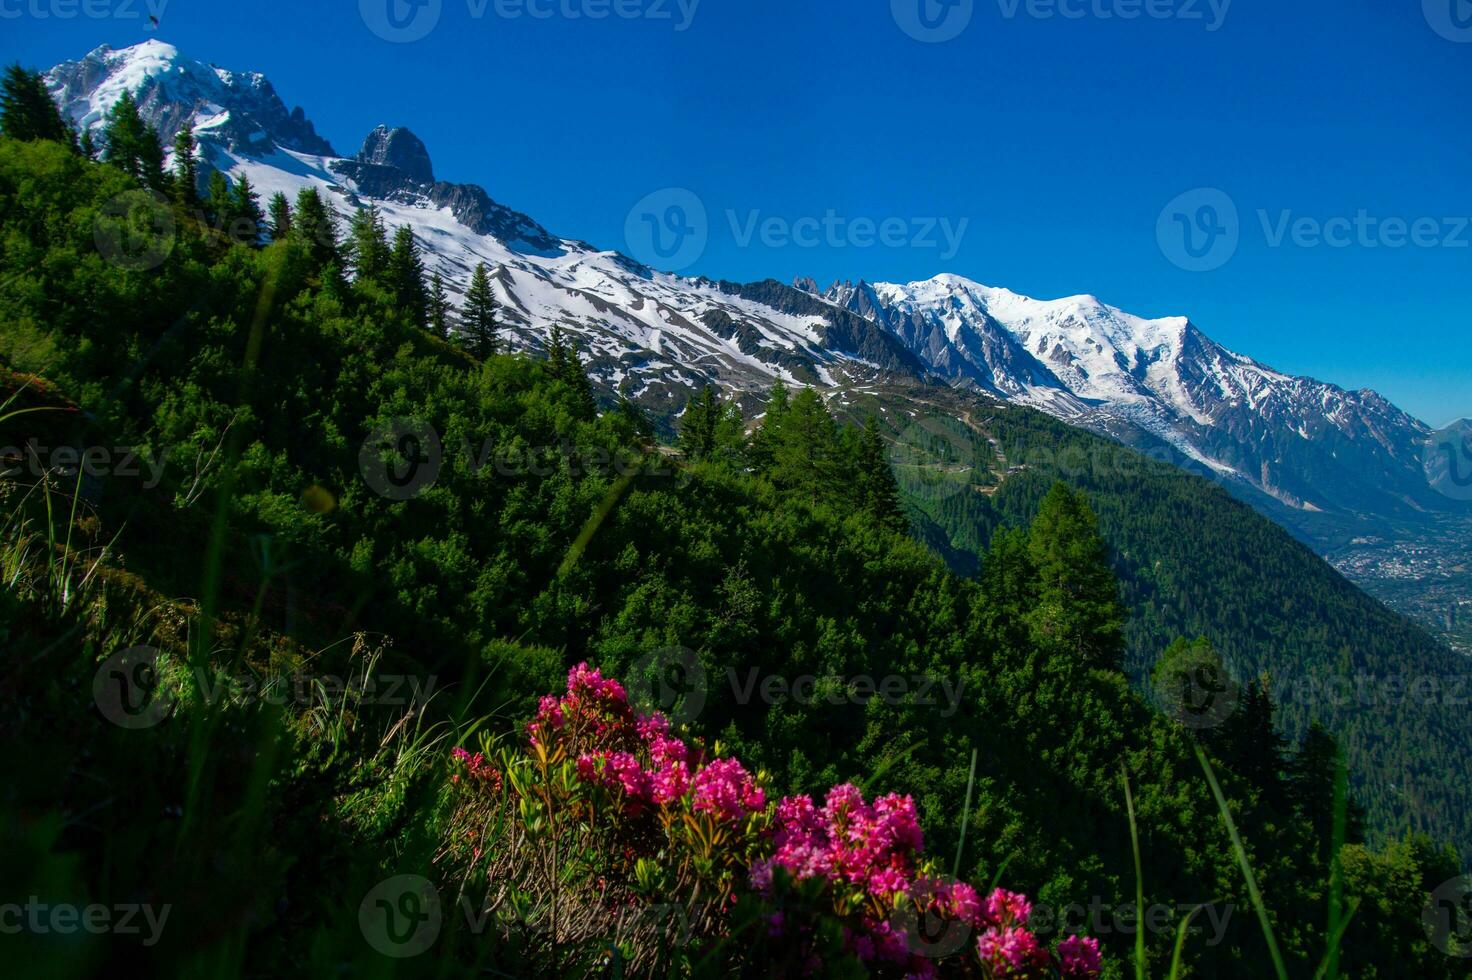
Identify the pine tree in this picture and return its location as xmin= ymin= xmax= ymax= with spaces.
xmin=543 ymin=326 xmax=596 ymax=420
xmin=388 ymin=225 xmax=429 ymax=328
xmin=78 ymin=128 xmax=96 ymax=160
xmin=289 ymin=187 xmax=340 ymax=275
xmin=1289 ymin=722 xmax=1365 ymax=866
xmin=228 ymin=172 xmax=264 ymax=245
xmin=678 ymin=387 xmax=722 ymax=461
xmin=770 ymin=387 xmax=839 ymax=500
xmin=1025 ymin=482 xmax=1126 ymax=669
xmin=347 ymin=205 xmax=390 ymax=285
xmin=267 ymin=192 xmax=292 ymax=242
xmin=1 ymin=64 xmax=71 ymax=144
xmin=101 ymin=92 xmax=165 ymax=189
xmin=204 ymin=169 xmax=232 ymax=228
xmin=855 ymin=415 xmax=905 ymax=533
xmin=977 ymin=526 xmax=1037 ymax=650
xmin=461 ymin=262 xmax=497 ymax=359
xmin=428 ymin=272 xmax=450 ymax=338
xmin=748 ymin=377 xmax=789 ymax=472
xmin=171 ymin=124 xmax=200 ymax=209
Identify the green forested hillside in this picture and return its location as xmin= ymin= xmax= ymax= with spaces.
xmin=0 ymin=110 xmax=1466 ymax=979
xmin=841 ymin=386 xmax=1472 ymax=858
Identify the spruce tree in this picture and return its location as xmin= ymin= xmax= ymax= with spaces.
xmin=461 ymin=262 xmax=497 ymax=359
xmin=204 ymin=169 xmax=232 ymax=228
xmin=748 ymin=377 xmax=789 ymax=472
xmin=678 ymin=387 xmax=722 ymax=461
xmin=102 ymin=92 xmax=165 ymax=189
xmin=171 ymin=124 xmax=200 ymax=209
xmin=289 ymin=187 xmax=340 ymax=275
xmin=347 ymin=205 xmax=390 ymax=285
xmin=388 ymin=225 xmax=429 ymax=328
xmin=1 ymin=65 xmax=71 ymax=144
xmin=428 ymin=272 xmax=450 ymax=338
xmin=267 ymin=192 xmax=292 ymax=242
xmin=855 ymin=415 xmax=905 ymax=533
xmin=78 ymin=128 xmax=96 ymax=160
xmin=1025 ymin=482 xmax=1126 ymax=669
xmin=228 ymin=172 xmax=264 ymax=245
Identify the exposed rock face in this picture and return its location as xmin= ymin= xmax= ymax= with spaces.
xmin=357 ymin=125 xmax=434 ymax=184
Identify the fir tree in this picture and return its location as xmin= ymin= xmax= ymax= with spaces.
xmin=748 ymin=377 xmax=789 ymax=472
xmin=101 ymin=91 xmax=165 ymax=189
xmin=0 ymin=64 xmax=71 ymax=144
xmin=855 ymin=415 xmax=905 ymax=533
xmin=461 ymin=262 xmax=497 ymax=358
xmin=347 ymin=205 xmax=390 ymax=285
xmin=289 ymin=187 xmax=340 ymax=275
xmin=171 ymin=124 xmax=200 ymax=209
xmin=78 ymin=127 xmax=96 ymax=160
xmin=204 ymin=169 xmax=232 ymax=229
xmin=428 ymin=272 xmax=450 ymax=338
xmin=678 ymin=387 xmax=722 ymax=461
xmin=388 ymin=225 xmax=429 ymax=328
xmin=267 ymin=191 xmax=292 ymax=242
xmin=1025 ymin=482 xmax=1126 ymax=669
xmin=228 ymin=172 xmax=264 ymax=245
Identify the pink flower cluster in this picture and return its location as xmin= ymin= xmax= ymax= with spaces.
xmin=750 ymin=784 xmax=1100 ymax=979
xmin=537 ymin=663 xmax=765 ymax=824
xmin=450 ymin=746 xmax=503 ymax=794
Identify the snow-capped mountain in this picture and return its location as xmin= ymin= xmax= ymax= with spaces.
xmin=808 ymin=276 xmax=1440 ymax=518
xmin=42 ymin=41 xmax=1451 ymax=527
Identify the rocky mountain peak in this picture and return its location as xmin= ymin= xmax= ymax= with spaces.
xmin=357 ymin=125 xmax=433 ymax=184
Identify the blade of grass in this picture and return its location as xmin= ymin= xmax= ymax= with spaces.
xmin=1121 ymin=763 xmax=1147 ymax=980
xmin=1168 ymin=901 xmax=1212 ymax=980
xmin=952 ymin=748 xmax=979 ymax=879
xmin=1194 ymin=743 xmax=1288 ymax=980
xmin=1313 ymin=896 xmax=1361 ymax=980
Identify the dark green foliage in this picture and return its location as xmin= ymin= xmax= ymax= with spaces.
xmin=204 ymin=167 xmax=232 ymax=227
xmin=266 ymin=190 xmax=291 ymax=242
xmin=545 ymin=326 xmax=597 ymax=420
xmin=171 ymin=123 xmax=200 ymax=208
xmin=101 ymin=91 xmax=165 ymax=190
xmin=0 ymin=64 xmax=71 ymax=144
xmin=462 ymin=261 xmax=497 ymax=358
xmin=856 ymin=414 xmax=906 ymax=532
xmin=228 ymin=172 xmax=264 ymax=243
xmin=346 ymin=203 xmax=390 ymax=284
xmin=0 ymin=137 xmax=1462 ymax=979
xmin=428 ymin=271 xmax=449 ymax=338
xmin=388 ymin=225 xmax=428 ymax=329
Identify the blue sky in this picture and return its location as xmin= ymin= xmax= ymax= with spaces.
xmin=7 ymin=0 xmax=1471 ymax=425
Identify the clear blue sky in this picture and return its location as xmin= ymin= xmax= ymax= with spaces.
xmin=7 ymin=0 xmax=1470 ymax=425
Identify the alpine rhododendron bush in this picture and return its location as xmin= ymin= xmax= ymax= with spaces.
xmin=440 ymin=664 xmax=1102 ymax=977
